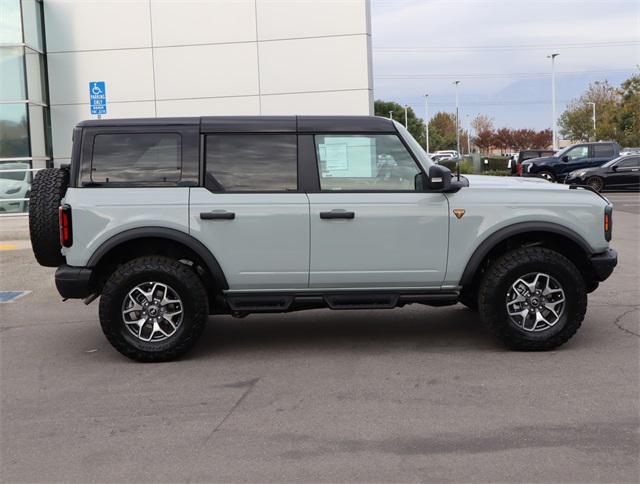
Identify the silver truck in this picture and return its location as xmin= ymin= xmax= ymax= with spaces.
xmin=28 ymin=116 xmax=618 ymax=362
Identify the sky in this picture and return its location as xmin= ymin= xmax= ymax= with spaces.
xmin=370 ymin=0 xmax=640 ymax=131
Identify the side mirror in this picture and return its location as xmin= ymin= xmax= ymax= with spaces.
xmin=561 ymin=155 xmax=569 ymax=162
xmin=611 ymin=165 xmax=618 ymax=172
xmin=427 ymin=164 xmax=452 ymax=191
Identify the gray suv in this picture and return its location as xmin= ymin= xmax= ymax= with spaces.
xmin=29 ymin=116 xmax=618 ymax=361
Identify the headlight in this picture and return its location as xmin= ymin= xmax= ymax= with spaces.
xmin=572 ymin=171 xmax=586 ymax=178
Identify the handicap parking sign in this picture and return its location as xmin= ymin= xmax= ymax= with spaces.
xmin=89 ymin=81 xmax=107 ymax=115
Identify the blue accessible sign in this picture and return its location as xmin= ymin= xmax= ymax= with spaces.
xmin=89 ymin=81 xmax=107 ymax=115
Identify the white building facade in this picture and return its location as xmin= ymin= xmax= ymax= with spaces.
xmin=44 ymin=0 xmax=374 ymax=165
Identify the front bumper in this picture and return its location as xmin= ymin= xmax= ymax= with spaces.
xmin=55 ymin=265 xmax=93 ymax=299
xmin=589 ymin=249 xmax=618 ymax=282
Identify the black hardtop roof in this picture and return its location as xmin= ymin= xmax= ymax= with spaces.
xmin=76 ymin=115 xmax=396 ymax=133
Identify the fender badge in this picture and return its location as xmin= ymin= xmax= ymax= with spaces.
xmin=453 ymin=209 xmax=466 ymax=219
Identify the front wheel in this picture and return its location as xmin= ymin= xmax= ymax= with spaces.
xmin=538 ymin=171 xmax=555 ymax=182
xmin=478 ymin=247 xmax=587 ymax=351
xmin=585 ymin=176 xmax=604 ymax=192
xmin=99 ymin=256 xmax=209 ymax=362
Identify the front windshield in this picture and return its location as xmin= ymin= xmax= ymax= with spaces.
xmin=393 ymin=121 xmax=433 ymax=168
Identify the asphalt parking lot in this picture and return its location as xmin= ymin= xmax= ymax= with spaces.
xmin=1 ymin=193 xmax=638 ymax=483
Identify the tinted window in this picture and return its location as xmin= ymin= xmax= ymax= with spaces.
xmin=315 ymin=134 xmax=421 ymax=191
xmin=593 ymin=144 xmax=615 ymax=157
xmin=205 ymin=134 xmax=297 ymax=191
xmin=617 ymin=157 xmax=640 ymax=168
xmin=91 ymin=133 xmax=181 ymax=183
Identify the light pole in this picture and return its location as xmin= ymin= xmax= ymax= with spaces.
xmin=465 ymin=113 xmax=471 ymax=154
xmin=586 ymin=101 xmax=596 ymax=141
xmin=454 ymin=80 xmax=461 ymax=156
xmin=548 ymin=53 xmax=559 ymax=150
xmin=389 ymin=110 xmax=393 ymax=120
xmin=404 ymin=105 xmax=408 ymax=128
xmin=424 ymin=93 xmax=430 ymax=154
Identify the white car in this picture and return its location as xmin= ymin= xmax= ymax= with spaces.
xmin=433 ymin=150 xmax=460 ymax=159
xmin=0 ymin=162 xmax=31 ymax=213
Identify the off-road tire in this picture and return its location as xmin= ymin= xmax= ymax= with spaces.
xmin=478 ymin=247 xmax=587 ymax=351
xmin=99 ymin=256 xmax=209 ymax=362
xmin=29 ymin=167 xmax=69 ymax=267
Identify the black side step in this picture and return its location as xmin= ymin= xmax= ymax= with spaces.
xmin=324 ymin=294 xmax=398 ymax=310
xmin=226 ymin=295 xmax=293 ymax=312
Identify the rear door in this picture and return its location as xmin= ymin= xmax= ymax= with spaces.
xmin=189 ymin=132 xmax=309 ymax=290
xmin=589 ymin=144 xmax=616 ymax=167
xmin=306 ymin=132 xmax=449 ymax=289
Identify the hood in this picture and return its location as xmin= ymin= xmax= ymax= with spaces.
xmin=522 ymin=155 xmax=556 ymax=166
xmin=464 ymin=175 xmax=569 ymax=191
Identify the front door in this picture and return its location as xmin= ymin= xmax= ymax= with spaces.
xmin=307 ymin=133 xmax=449 ymax=289
xmin=190 ymin=133 xmax=309 ymax=290
xmin=607 ymin=156 xmax=640 ymax=188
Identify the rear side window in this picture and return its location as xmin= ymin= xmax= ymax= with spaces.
xmin=91 ymin=133 xmax=181 ymax=183
xmin=593 ymin=144 xmax=615 ymax=157
xmin=205 ymin=134 xmax=297 ymax=192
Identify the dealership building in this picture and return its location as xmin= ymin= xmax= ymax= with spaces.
xmin=1 ymin=0 xmax=373 ymax=211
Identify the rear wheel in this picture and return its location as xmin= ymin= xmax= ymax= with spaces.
xmin=99 ymin=256 xmax=209 ymax=362
xmin=585 ymin=176 xmax=604 ymax=192
xmin=478 ymin=247 xmax=587 ymax=351
xmin=29 ymin=168 xmax=69 ymax=267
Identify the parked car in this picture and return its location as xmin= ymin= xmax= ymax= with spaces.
xmin=521 ymin=142 xmax=620 ymax=182
xmin=564 ymin=154 xmax=640 ymax=191
xmin=432 ymin=154 xmax=455 ymax=163
xmin=433 ymin=150 xmax=459 ymax=159
xmin=509 ymin=149 xmax=556 ymax=175
xmin=0 ymin=162 xmax=31 ymax=213
xmin=28 ymin=116 xmax=617 ymax=362
xmin=621 ymin=147 xmax=640 ymax=155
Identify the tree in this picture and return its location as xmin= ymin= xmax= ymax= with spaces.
xmin=559 ymin=80 xmax=619 ymax=142
xmin=473 ymin=129 xmax=494 ymax=152
xmin=615 ymin=74 xmax=640 ymax=146
xmin=429 ymin=111 xmax=458 ymax=151
xmin=532 ymin=129 xmax=553 ymax=149
xmin=374 ymin=100 xmax=425 ymax=146
xmin=471 ymin=114 xmax=493 ymax=134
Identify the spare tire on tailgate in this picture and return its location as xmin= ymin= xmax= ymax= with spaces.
xmin=29 ymin=167 xmax=69 ymax=267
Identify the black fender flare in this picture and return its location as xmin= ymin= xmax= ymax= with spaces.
xmin=87 ymin=227 xmax=229 ymax=289
xmin=459 ymin=222 xmax=593 ymax=285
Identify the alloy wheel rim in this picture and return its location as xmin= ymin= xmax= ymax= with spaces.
xmin=587 ymin=177 xmax=603 ymax=191
xmin=121 ymin=282 xmax=183 ymax=342
xmin=505 ymin=272 xmax=566 ymax=332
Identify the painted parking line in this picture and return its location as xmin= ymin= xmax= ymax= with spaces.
xmin=0 ymin=243 xmax=18 ymax=250
xmin=0 ymin=240 xmax=31 ymax=251
xmin=0 ymin=291 xmax=31 ymax=303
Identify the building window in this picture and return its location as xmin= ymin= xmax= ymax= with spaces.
xmin=0 ymin=0 xmax=50 ymax=214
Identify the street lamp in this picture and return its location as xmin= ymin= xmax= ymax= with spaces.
xmin=404 ymin=105 xmax=409 ymax=128
xmin=547 ymin=53 xmax=559 ymax=150
xmin=586 ymin=101 xmax=596 ymax=141
xmin=454 ymin=80 xmax=461 ymax=156
xmin=424 ymin=93 xmax=430 ymax=154
xmin=465 ymin=113 xmax=471 ymax=155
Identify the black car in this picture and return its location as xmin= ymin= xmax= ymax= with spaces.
xmin=564 ymin=154 xmax=640 ymax=191
xmin=521 ymin=142 xmax=620 ymax=182
xmin=510 ymin=149 xmax=556 ymax=175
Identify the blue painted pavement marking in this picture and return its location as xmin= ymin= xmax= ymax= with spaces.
xmin=0 ymin=291 xmax=30 ymax=303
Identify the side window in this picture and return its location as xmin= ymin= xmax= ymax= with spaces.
xmin=315 ymin=134 xmax=421 ymax=191
xmin=593 ymin=144 xmax=614 ymax=158
xmin=205 ymin=134 xmax=297 ymax=192
xmin=91 ymin=133 xmax=181 ymax=183
xmin=617 ymin=157 xmax=640 ymax=168
xmin=566 ymin=145 xmax=588 ymax=161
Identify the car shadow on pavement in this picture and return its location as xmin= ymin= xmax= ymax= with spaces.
xmin=189 ymin=305 xmax=497 ymax=359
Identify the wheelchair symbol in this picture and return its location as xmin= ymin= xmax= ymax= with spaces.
xmin=91 ymin=83 xmax=103 ymax=95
